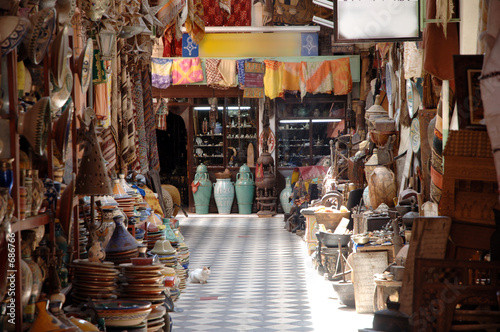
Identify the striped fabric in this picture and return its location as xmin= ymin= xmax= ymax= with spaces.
xmin=120 ymin=62 xmax=136 ymax=167
xmin=430 ymin=102 xmax=443 ymax=204
xmin=100 ymin=127 xmax=117 ymax=172
xmin=282 ymin=62 xmax=302 ymax=93
xmin=243 ymin=61 xmax=265 ymax=98
xmin=131 ymin=70 xmax=149 ymax=174
xmin=142 ymin=66 xmax=160 ymax=172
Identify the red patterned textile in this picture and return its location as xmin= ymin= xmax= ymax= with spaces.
xmin=202 ymin=0 xmax=251 ymax=26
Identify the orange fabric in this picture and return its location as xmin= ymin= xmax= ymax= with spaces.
xmin=329 ymin=57 xmax=352 ymax=95
xmin=185 ymin=0 xmax=205 ymax=44
xmin=282 ymin=62 xmax=302 ymax=92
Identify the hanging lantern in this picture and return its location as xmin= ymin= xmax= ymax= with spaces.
xmin=96 ymin=29 xmax=116 ymax=61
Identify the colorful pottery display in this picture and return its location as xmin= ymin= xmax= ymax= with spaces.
xmin=235 ymin=164 xmax=255 ymax=214
xmin=0 ymin=16 xmax=30 ymax=57
xmin=70 ymin=259 xmax=119 ymax=303
xmin=213 ymin=178 xmax=234 ymax=214
xmin=192 ymin=164 xmax=212 ymax=214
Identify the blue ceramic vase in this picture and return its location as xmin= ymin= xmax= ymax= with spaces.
xmin=213 ymin=178 xmax=234 ymax=214
xmin=235 ymin=164 xmax=255 ymax=214
xmin=192 ymin=164 xmax=212 ymax=214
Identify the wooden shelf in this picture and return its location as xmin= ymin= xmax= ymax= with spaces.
xmin=12 ymin=213 xmax=51 ymax=233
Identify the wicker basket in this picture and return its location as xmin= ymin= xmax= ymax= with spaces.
xmin=314 ymin=211 xmax=350 ymax=230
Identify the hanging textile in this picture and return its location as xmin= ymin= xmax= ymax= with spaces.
xmin=162 ymin=27 xmax=183 ymax=57
xmin=156 ymin=99 xmax=169 ymax=131
xmin=171 ymin=57 xmax=204 ymax=84
xmin=243 ymin=61 xmax=265 ymax=98
xmin=300 ymin=60 xmax=333 ymax=97
xmin=263 ymin=59 xmax=284 ymax=100
xmin=422 ymin=0 xmax=459 ymax=80
xmin=152 ymin=58 xmax=173 ymax=89
xmin=142 ymin=66 xmax=160 ymax=171
xmin=237 ymin=58 xmax=252 ymax=88
xmin=120 ymin=65 xmax=136 ymax=166
xmin=100 ymin=127 xmax=117 ymax=172
xmin=330 ymin=57 xmax=352 ymax=95
xmin=282 ymin=62 xmax=302 ymax=93
xmin=403 ymin=42 xmax=423 ymax=79
xmin=205 ymin=58 xmax=226 ymax=88
xmin=185 ymin=0 xmax=205 ymax=44
xmin=157 ymin=0 xmax=187 ymax=28
xmin=273 ymin=0 xmax=314 ymax=26
xmin=92 ymin=50 xmax=107 ymax=84
xmin=218 ymin=60 xmax=237 ymax=87
xmin=94 ymin=77 xmax=108 ymax=120
xmin=203 ymin=0 xmax=251 ymax=26
xmin=110 ymin=40 xmax=121 ymax=173
xmin=131 ymin=70 xmax=149 ymax=174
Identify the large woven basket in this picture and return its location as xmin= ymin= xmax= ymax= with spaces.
xmin=314 ymin=211 xmax=350 ymax=230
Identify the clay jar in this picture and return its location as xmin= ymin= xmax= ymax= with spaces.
xmin=92 ymin=208 xmax=117 ymax=249
xmin=368 ymin=166 xmax=397 ymax=208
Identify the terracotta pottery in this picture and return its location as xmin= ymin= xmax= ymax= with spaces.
xmin=92 ymin=300 xmax=152 ymax=327
xmin=368 ymin=166 xmax=397 ymax=208
xmin=17 ymin=97 xmax=51 ymax=156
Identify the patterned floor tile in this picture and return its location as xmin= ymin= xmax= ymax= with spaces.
xmin=170 ymin=215 xmax=373 ymax=331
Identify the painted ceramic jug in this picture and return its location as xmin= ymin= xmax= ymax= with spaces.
xmin=235 ymin=164 xmax=254 ymax=214
xmin=368 ymin=166 xmax=397 ymax=208
xmin=280 ymin=177 xmax=293 ymax=214
xmin=213 ymin=178 xmax=234 ymax=214
xmin=192 ymin=164 xmax=212 ymax=214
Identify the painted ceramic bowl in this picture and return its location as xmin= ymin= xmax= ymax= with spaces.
xmin=0 ymin=16 xmax=30 ymax=57
xmin=28 ymin=8 xmax=57 ymax=65
xmin=50 ymin=63 xmax=73 ymax=111
xmin=78 ymin=39 xmax=93 ymax=95
xmin=93 ymin=300 xmax=152 ymax=327
xmin=50 ymin=24 xmax=69 ymax=89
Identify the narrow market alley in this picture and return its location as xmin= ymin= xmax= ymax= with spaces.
xmin=170 ymin=215 xmax=374 ymax=332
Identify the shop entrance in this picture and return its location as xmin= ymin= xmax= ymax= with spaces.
xmin=157 ymin=103 xmax=190 ymax=208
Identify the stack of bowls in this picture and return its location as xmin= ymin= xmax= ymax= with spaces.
xmin=93 ymin=300 xmax=152 ymax=329
xmin=145 ymin=305 xmax=166 ymax=332
xmin=119 ymin=263 xmax=167 ymax=309
xmin=176 ymin=242 xmax=190 ymax=270
xmin=144 ymin=231 xmax=163 ymax=251
xmin=71 ymin=259 xmax=119 ymax=303
xmin=149 ymin=237 xmax=177 ymax=268
xmin=174 ymin=262 xmax=188 ymax=292
xmin=115 ymin=195 xmax=136 ymax=219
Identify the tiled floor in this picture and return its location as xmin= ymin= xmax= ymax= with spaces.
xmin=170 ymin=214 xmax=373 ymax=331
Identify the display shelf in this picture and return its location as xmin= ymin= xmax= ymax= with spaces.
xmin=11 ymin=214 xmax=51 ymax=233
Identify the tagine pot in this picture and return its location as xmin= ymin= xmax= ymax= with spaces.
xmin=235 ymin=164 xmax=254 ymax=214
xmin=105 ymin=215 xmax=138 ymax=253
xmin=213 ymin=178 xmax=234 ymax=214
xmin=280 ymin=177 xmax=293 ymax=214
xmin=192 ymin=164 xmax=212 ymax=214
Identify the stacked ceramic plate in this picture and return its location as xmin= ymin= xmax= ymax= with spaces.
xmin=93 ymin=299 xmax=151 ymax=329
xmin=71 ymin=259 xmax=119 ymax=303
xmin=119 ymin=263 xmax=167 ymax=308
xmin=144 ymin=231 xmax=163 ymax=251
xmin=176 ymin=242 xmax=190 ymax=269
xmin=145 ymin=305 xmax=166 ymax=332
xmin=105 ymin=248 xmax=139 ymax=265
xmin=115 ymin=195 xmax=136 ymax=219
xmin=174 ymin=262 xmax=188 ymax=292
xmin=78 ymin=219 xmax=89 ymax=259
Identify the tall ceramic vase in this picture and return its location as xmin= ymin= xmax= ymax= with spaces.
xmin=192 ymin=164 xmax=212 ymax=214
xmin=280 ymin=177 xmax=293 ymax=214
xmin=213 ymin=178 xmax=234 ymax=214
xmin=235 ymin=164 xmax=254 ymax=214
